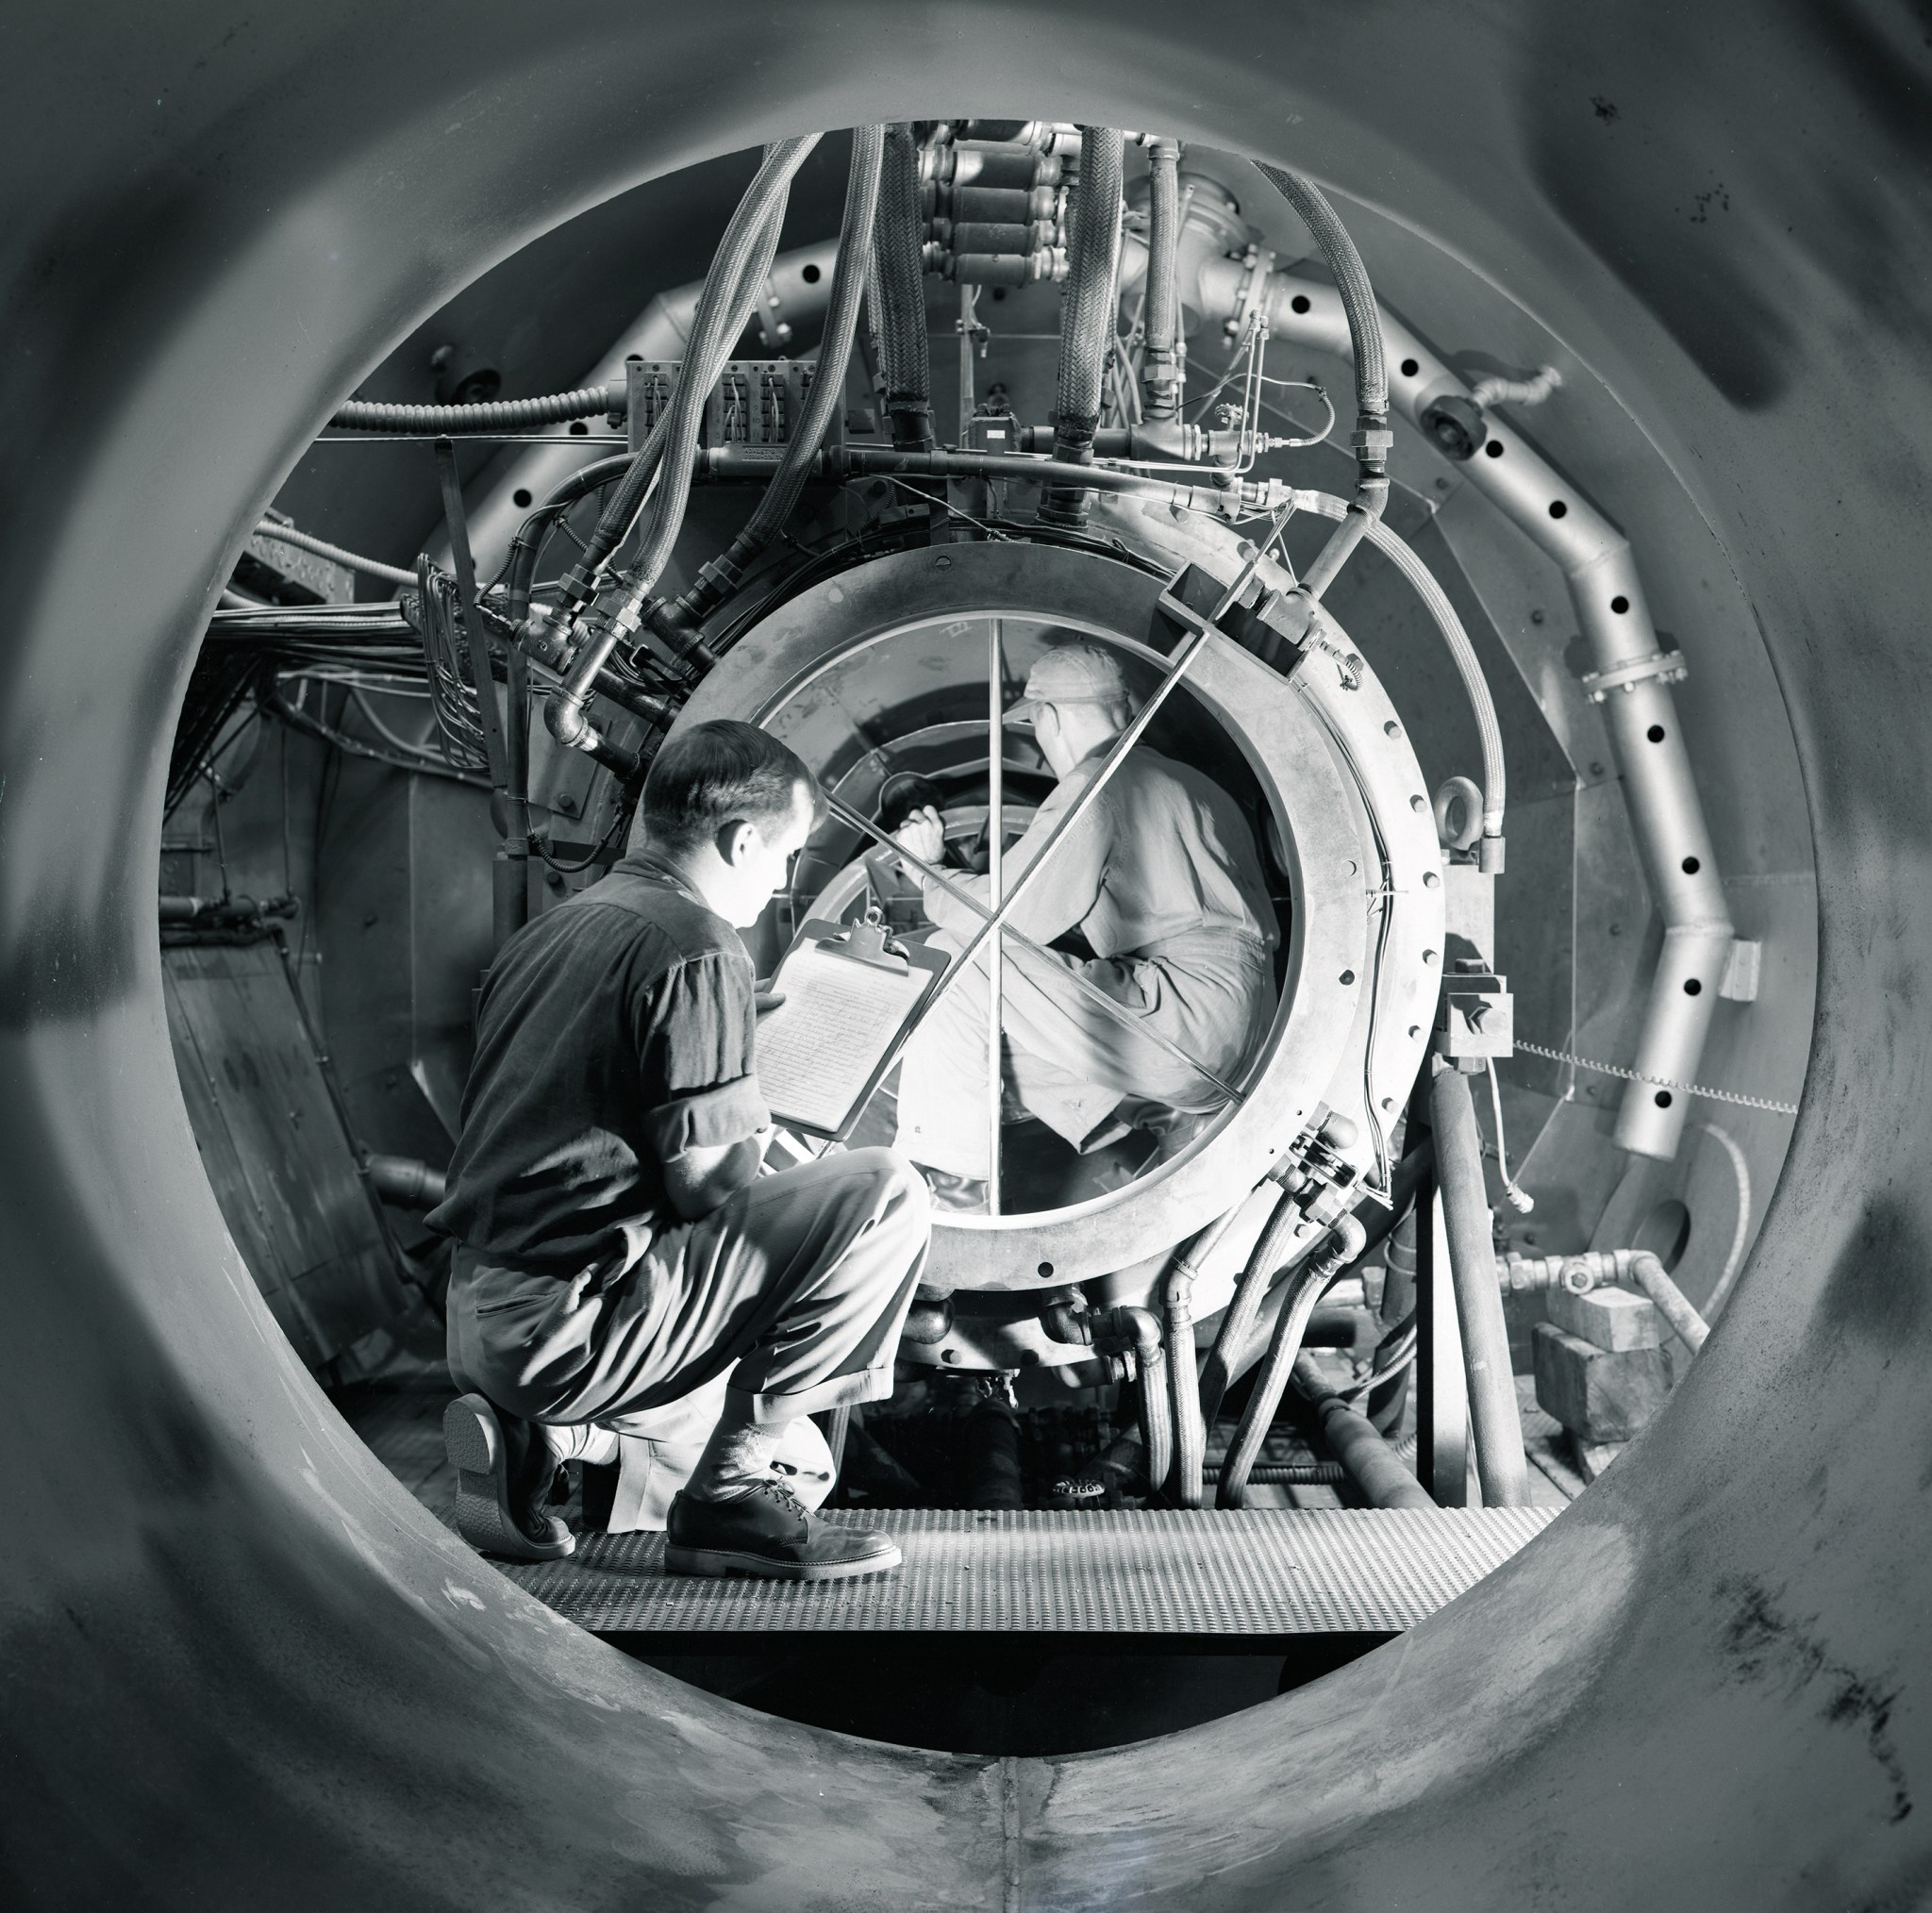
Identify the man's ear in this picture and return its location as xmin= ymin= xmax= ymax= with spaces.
xmin=716 ymin=818 xmax=758 ymax=868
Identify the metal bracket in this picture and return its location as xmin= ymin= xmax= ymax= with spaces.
xmin=1580 ymin=648 xmax=1688 ymax=702
xmin=1223 ymin=242 xmax=1277 ymax=342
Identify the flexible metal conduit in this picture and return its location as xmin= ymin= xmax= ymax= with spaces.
xmin=1218 ymin=256 xmax=1734 ymax=1158
xmin=1217 ymin=1213 xmax=1366 ymax=1508
xmin=1041 ymin=125 xmax=1125 ymax=527
xmin=670 ymin=125 xmax=884 ymax=628
xmin=1430 ymin=1066 xmax=1531 ymax=1506
xmin=872 ymin=124 xmax=935 ymax=452
xmin=253 ymin=520 xmax=418 ymax=588
xmin=332 ymin=383 xmax=623 ymax=434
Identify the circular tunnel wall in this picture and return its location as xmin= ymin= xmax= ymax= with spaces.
xmin=2 ymin=4 xmax=1928 ymax=1905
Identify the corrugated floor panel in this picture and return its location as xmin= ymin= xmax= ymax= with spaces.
xmin=501 ymin=1506 xmax=1557 ymax=1636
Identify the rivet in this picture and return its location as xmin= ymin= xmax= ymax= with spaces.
xmin=1424 ymin=871 xmax=1440 ymax=889
xmin=1410 ymin=794 xmax=1426 ymax=812
xmin=1423 ymin=949 xmax=1439 ymax=966
xmin=935 ymin=555 xmax=953 ymax=569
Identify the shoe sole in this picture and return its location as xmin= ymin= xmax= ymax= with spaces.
xmin=663 ymin=1539 xmax=903 ymax=1582
xmin=443 ymin=1394 xmax=575 ymax=1563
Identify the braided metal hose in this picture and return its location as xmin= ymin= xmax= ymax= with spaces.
xmin=871 ymin=124 xmax=933 ymax=451
xmin=1217 ymin=1213 xmax=1367 ymax=1509
xmin=1253 ymin=162 xmax=1391 ymax=601
xmin=672 ymin=125 xmax=884 ymax=625
xmin=558 ymin=138 xmax=813 ymax=607
xmin=1141 ymin=138 xmax=1183 ymax=419
xmin=1041 ymin=125 xmax=1124 ymax=527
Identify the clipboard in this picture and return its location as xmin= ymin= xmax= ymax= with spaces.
xmin=755 ymin=915 xmax=948 ymax=1139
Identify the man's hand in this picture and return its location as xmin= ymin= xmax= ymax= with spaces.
xmin=893 ymin=803 xmax=946 ymax=872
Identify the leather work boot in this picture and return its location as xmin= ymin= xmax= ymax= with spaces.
xmin=443 ymin=1393 xmax=575 ymax=1562
xmin=664 ymin=1481 xmax=902 ymax=1582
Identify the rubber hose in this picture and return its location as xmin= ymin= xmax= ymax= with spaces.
xmin=1294 ymin=488 xmax=1506 ymax=849
xmin=1196 ymin=1183 xmax=1299 ymax=1432
xmin=1141 ymin=138 xmax=1182 ymax=420
xmin=871 ymin=125 xmax=933 ymax=451
xmin=503 ymin=456 xmax=631 ymax=624
xmin=675 ymin=125 xmax=884 ymax=624
xmin=1430 ymin=1066 xmax=1531 ymax=1507
xmin=1217 ymin=1214 xmax=1366 ymax=1509
xmin=330 ymin=383 xmax=621 ymax=436
xmin=1041 ymin=125 xmax=1124 ymax=526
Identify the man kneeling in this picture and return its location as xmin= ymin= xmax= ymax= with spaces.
xmin=428 ymin=720 xmax=928 ymax=1579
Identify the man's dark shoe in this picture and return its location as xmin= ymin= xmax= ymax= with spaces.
xmin=443 ymin=1393 xmax=575 ymax=1562
xmin=664 ymin=1481 xmax=902 ymax=1582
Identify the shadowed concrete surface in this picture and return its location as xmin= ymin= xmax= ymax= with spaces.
xmin=1 ymin=2 xmax=1928 ymax=1905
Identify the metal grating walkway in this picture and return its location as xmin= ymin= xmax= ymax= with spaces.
xmin=501 ymin=1506 xmax=1557 ymax=1638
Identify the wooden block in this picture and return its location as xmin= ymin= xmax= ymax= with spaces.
xmin=1547 ymin=1282 xmax=1664 ymax=1352
xmin=1532 ymin=1322 xmax=1670 ymax=1442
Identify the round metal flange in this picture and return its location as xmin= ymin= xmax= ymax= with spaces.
xmin=677 ymin=539 xmax=1424 ymax=1289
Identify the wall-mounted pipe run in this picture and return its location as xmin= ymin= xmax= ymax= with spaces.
xmin=1217 ymin=1212 xmax=1366 ymax=1508
xmin=1503 ymin=1248 xmax=1710 ymax=1354
xmin=1185 ymin=243 xmax=1734 ymax=1156
xmin=1041 ymin=126 xmax=1125 ymax=528
xmin=1430 ymin=1066 xmax=1530 ymax=1506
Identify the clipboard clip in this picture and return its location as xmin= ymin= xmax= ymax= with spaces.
xmin=807 ymin=912 xmax=912 ymax=974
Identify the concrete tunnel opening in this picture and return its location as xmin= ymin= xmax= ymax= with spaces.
xmin=4 ymin=7 xmax=1927 ymax=1904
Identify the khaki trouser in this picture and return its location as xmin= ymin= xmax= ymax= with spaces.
xmin=893 ymin=927 xmax=1274 ymax=1180
xmin=446 ymin=1148 xmax=929 ymax=1526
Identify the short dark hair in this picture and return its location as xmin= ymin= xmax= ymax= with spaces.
xmin=639 ymin=719 xmax=816 ymax=851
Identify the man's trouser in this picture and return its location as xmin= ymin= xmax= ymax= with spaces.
xmin=445 ymin=1148 xmax=929 ymax=1527
xmin=893 ymin=926 xmax=1274 ymax=1180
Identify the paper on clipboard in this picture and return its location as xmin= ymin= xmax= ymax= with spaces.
xmin=756 ymin=921 xmax=945 ymax=1137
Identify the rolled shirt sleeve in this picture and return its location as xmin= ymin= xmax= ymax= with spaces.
xmin=637 ymin=951 xmax=770 ymax=1169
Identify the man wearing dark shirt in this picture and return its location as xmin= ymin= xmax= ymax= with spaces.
xmin=431 ymin=720 xmax=928 ymax=1580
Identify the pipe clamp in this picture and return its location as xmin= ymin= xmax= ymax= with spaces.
xmin=1580 ymin=648 xmax=1688 ymax=702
